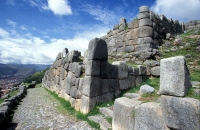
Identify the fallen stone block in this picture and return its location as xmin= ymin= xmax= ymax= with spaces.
xmin=161 ymin=95 xmax=200 ymax=130
xmin=112 ymin=97 xmax=141 ymax=130
xmin=140 ymin=84 xmax=155 ymax=95
xmin=135 ymin=102 xmax=169 ymax=130
xmin=160 ymin=56 xmax=191 ymax=97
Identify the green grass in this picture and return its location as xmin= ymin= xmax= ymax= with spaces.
xmin=0 ymin=99 xmax=4 ymax=104
xmin=105 ymin=117 xmax=112 ymax=124
xmin=35 ymin=83 xmax=42 ymax=88
xmin=190 ymin=68 xmax=200 ymax=82
xmin=44 ymin=87 xmax=103 ymax=129
xmin=187 ymin=88 xmax=200 ymax=100
xmin=140 ymin=92 xmax=159 ymax=103
xmin=8 ymin=89 xmax=20 ymax=97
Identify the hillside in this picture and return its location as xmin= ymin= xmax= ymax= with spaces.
xmin=0 ymin=63 xmax=50 ymax=79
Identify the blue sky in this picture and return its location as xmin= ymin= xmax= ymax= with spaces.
xmin=0 ymin=0 xmax=200 ymax=64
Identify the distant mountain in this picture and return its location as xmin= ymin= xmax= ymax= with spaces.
xmin=0 ymin=63 xmax=50 ymax=79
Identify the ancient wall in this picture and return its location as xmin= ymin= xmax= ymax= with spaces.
xmin=101 ymin=6 xmax=183 ymax=64
xmin=112 ymin=56 xmax=200 ymax=130
xmin=184 ymin=20 xmax=200 ymax=31
xmin=42 ymin=38 xmax=147 ymax=114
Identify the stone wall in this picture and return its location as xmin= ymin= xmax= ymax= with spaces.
xmin=184 ymin=20 xmax=200 ymax=31
xmin=101 ymin=6 xmax=183 ymax=64
xmin=0 ymin=86 xmax=27 ymax=127
xmin=112 ymin=56 xmax=200 ymax=130
xmin=42 ymin=38 xmax=147 ymax=114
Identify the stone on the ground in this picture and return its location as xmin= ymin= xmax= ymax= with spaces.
xmin=140 ymin=84 xmax=155 ymax=95
xmin=160 ymin=56 xmax=191 ymax=97
xmin=88 ymin=115 xmax=111 ymax=130
xmin=112 ymin=97 xmax=141 ymax=130
xmin=135 ymin=102 xmax=169 ymax=130
xmin=123 ymin=93 xmax=140 ymax=99
xmin=99 ymin=107 xmax=113 ymax=118
xmin=151 ymin=66 xmax=160 ymax=76
xmin=161 ymin=95 xmax=200 ymax=130
xmin=192 ymin=81 xmax=200 ymax=89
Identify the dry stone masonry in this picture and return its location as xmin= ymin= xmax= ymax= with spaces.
xmin=42 ymin=38 xmax=147 ymax=114
xmin=112 ymin=56 xmax=200 ymax=130
xmin=101 ymin=6 xmax=184 ymax=64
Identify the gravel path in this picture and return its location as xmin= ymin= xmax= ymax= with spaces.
xmin=7 ymin=87 xmax=93 ymax=130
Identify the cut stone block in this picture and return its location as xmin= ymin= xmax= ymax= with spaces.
xmin=160 ymin=56 xmax=191 ymax=97
xmin=85 ymin=60 xmax=100 ymax=76
xmin=161 ymin=95 xmax=200 ymax=130
xmin=88 ymin=38 xmax=108 ymax=60
xmin=135 ymin=102 xmax=169 ymax=130
xmin=80 ymin=95 xmax=96 ymax=114
xmin=112 ymin=97 xmax=141 ymax=130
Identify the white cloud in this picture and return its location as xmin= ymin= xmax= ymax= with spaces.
xmin=7 ymin=19 xmax=17 ymax=27
xmin=0 ymin=28 xmax=9 ymax=38
xmin=6 ymin=0 xmax=15 ymax=5
xmin=20 ymin=25 xmax=27 ymax=30
xmin=82 ymin=4 xmax=118 ymax=26
xmin=0 ymin=26 xmax=107 ymax=64
xmin=151 ymin=0 xmax=200 ymax=21
xmin=46 ymin=0 xmax=72 ymax=15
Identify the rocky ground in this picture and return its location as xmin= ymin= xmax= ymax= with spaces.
xmin=7 ymin=87 xmax=93 ymax=130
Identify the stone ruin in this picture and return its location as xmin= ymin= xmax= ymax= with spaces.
xmin=42 ymin=5 xmax=194 ymax=114
xmin=112 ymin=56 xmax=200 ymax=130
xmin=42 ymin=38 xmax=147 ymax=114
xmin=101 ymin=6 xmax=184 ymax=64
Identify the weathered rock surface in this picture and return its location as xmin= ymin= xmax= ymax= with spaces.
xmin=112 ymin=97 xmax=141 ymax=130
xmin=161 ymin=95 xmax=200 ymax=130
xmin=151 ymin=66 xmax=160 ymax=76
xmin=140 ymin=84 xmax=155 ymax=95
xmin=88 ymin=38 xmax=108 ymax=60
xmin=135 ymin=102 xmax=169 ymax=130
xmin=160 ymin=56 xmax=191 ymax=97
xmin=88 ymin=115 xmax=111 ymax=130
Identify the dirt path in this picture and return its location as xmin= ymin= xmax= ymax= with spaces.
xmin=7 ymin=87 xmax=93 ymax=130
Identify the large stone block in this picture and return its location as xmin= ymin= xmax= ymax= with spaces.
xmin=135 ymin=102 xmax=169 ymax=130
xmin=96 ymin=92 xmax=114 ymax=103
xmin=126 ymin=28 xmax=139 ymax=40
xmin=160 ymin=56 xmax=191 ymax=97
xmin=107 ymin=64 xmax=118 ymax=79
xmin=128 ymin=20 xmax=139 ymax=29
xmin=85 ymin=60 xmax=100 ymax=76
xmin=139 ymin=6 xmax=149 ymax=13
xmin=139 ymin=18 xmax=152 ymax=27
xmin=70 ymin=86 xmax=78 ymax=98
xmin=137 ymin=12 xmax=150 ymax=20
xmin=82 ymin=76 xmax=101 ymax=97
xmin=100 ymin=60 xmax=108 ymax=79
xmin=119 ymin=79 xmax=130 ymax=90
xmin=125 ymin=46 xmax=134 ymax=53
xmin=112 ymin=61 xmax=128 ymax=79
xmin=68 ymin=50 xmax=81 ymax=62
xmin=138 ymin=26 xmax=153 ymax=37
xmin=108 ymin=79 xmax=119 ymax=92
xmin=107 ymin=38 xmax=116 ymax=47
xmin=88 ymin=38 xmax=108 ymax=60
xmin=112 ymin=97 xmax=141 ymax=130
xmin=151 ymin=66 xmax=160 ymax=77
xmin=80 ymin=95 xmax=96 ymax=114
xmin=128 ymin=75 xmax=136 ymax=88
xmin=161 ymin=95 xmax=200 ymax=130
